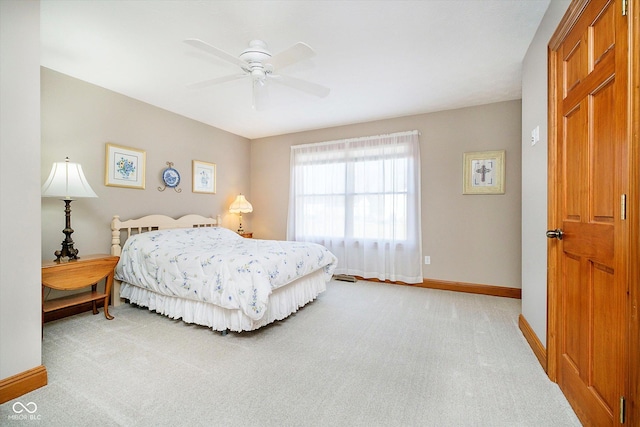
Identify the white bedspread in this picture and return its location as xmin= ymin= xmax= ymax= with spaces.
xmin=115 ymin=227 xmax=337 ymax=321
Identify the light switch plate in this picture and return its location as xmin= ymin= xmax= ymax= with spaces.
xmin=531 ymin=125 xmax=540 ymax=146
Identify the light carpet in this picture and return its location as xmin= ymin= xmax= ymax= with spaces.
xmin=1 ymin=280 xmax=581 ymax=426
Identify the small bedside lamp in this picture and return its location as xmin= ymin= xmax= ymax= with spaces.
xmin=42 ymin=157 xmax=98 ymax=262
xmin=229 ymin=194 xmax=253 ymax=234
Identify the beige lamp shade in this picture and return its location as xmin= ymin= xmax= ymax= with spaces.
xmin=229 ymin=194 xmax=253 ymax=214
xmin=42 ymin=157 xmax=97 ymax=200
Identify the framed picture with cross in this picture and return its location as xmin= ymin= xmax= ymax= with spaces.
xmin=462 ymin=150 xmax=505 ymax=195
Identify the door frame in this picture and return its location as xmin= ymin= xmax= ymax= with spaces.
xmin=546 ymin=0 xmax=639 ymax=423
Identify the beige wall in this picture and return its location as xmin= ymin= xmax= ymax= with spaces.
xmin=251 ymin=100 xmax=522 ymax=288
xmin=40 ymin=70 xmax=522 ymax=294
xmin=1 ymin=0 xmax=42 ymax=380
xmin=41 ymin=68 xmax=252 ymax=261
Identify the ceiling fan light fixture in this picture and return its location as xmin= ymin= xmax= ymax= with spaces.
xmin=251 ymin=68 xmax=266 ymax=81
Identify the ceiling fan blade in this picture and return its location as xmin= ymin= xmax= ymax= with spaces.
xmin=187 ymin=74 xmax=247 ymax=89
xmin=252 ymin=78 xmax=269 ymax=111
xmin=267 ymin=42 xmax=315 ymax=71
xmin=184 ymin=38 xmax=248 ymax=68
xmin=270 ymin=74 xmax=330 ymax=98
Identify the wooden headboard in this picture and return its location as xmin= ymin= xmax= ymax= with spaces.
xmin=110 ymin=213 xmax=222 ymax=256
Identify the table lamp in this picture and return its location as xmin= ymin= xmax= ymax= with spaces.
xmin=229 ymin=194 xmax=253 ymax=234
xmin=42 ymin=157 xmax=98 ymax=262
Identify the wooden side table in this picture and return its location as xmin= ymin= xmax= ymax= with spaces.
xmin=42 ymin=254 xmax=119 ymax=324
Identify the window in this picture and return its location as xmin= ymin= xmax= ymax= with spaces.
xmin=288 ymin=130 xmax=423 ymax=283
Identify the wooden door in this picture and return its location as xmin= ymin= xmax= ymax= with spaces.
xmin=548 ymin=0 xmax=631 ymax=425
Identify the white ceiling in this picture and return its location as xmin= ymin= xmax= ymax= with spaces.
xmin=41 ymin=0 xmax=551 ymax=140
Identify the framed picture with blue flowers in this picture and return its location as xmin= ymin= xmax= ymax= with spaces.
xmin=192 ymin=160 xmax=216 ymax=194
xmin=105 ymin=143 xmax=146 ymax=189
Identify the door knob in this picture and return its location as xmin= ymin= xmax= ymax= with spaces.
xmin=546 ymin=229 xmax=563 ymax=240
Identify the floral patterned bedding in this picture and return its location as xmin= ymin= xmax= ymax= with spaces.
xmin=115 ymin=227 xmax=337 ymax=321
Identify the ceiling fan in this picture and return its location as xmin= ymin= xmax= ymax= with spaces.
xmin=184 ymin=38 xmax=330 ymax=110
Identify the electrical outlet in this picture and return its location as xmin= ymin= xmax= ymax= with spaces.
xmin=424 ymin=256 xmax=431 ymax=265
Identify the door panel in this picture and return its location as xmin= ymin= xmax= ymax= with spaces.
xmin=591 ymin=0 xmax=615 ymax=66
xmin=591 ymin=78 xmax=615 ymax=221
xmin=563 ymin=38 xmax=586 ymax=96
xmin=592 ymin=262 xmax=617 ymax=407
xmin=562 ymin=254 xmax=583 ymax=370
xmin=563 ymin=104 xmax=586 ymax=219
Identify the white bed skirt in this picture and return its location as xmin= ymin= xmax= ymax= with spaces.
xmin=119 ymin=269 xmax=328 ymax=332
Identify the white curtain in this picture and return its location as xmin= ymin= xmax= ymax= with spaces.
xmin=287 ymin=130 xmax=423 ymax=283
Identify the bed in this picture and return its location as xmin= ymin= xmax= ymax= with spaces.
xmin=110 ymin=214 xmax=337 ymax=332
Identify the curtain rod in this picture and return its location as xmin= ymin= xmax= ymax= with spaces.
xmin=291 ymin=130 xmax=420 ymax=150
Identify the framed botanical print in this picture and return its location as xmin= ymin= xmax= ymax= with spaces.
xmin=192 ymin=160 xmax=216 ymax=194
xmin=105 ymin=143 xmax=146 ymax=189
xmin=463 ymin=150 xmax=505 ymax=195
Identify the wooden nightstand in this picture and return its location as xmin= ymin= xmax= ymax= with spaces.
xmin=238 ymin=232 xmax=253 ymax=238
xmin=42 ymin=254 xmax=119 ymax=324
